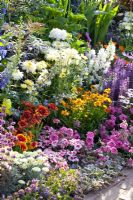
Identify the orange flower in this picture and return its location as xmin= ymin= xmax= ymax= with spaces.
xmin=119 ymin=45 xmax=125 ymax=52
xmin=17 ymin=134 xmax=27 ymax=142
xmin=30 ymin=114 xmax=41 ymax=125
xmin=61 ymin=110 xmax=70 ymax=116
xmin=18 ymin=142 xmax=28 ymax=151
xmin=18 ymin=119 xmax=28 ymax=129
xmin=36 ymin=105 xmax=50 ymax=117
xmin=30 ymin=141 xmax=38 ymax=149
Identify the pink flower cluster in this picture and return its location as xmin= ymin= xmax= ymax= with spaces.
xmin=39 ymin=126 xmax=85 ymax=163
xmin=96 ymin=106 xmax=133 ymax=160
xmin=86 ymin=132 xmax=95 ymax=150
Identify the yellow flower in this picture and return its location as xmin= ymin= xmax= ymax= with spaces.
xmin=104 ymin=88 xmax=111 ymax=94
xmin=21 ymin=84 xmax=27 ymax=89
xmin=94 ymin=101 xmax=102 ymax=107
xmin=103 ymin=105 xmax=107 ymax=110
xmin=24 ymin=79 xmax=34 ymax=86
xmin=60 ymin=100 xmax=69 ymax=107
xmin=1 ymin=98 xmax=12 ymax=115
xmin=61 ymin=110 xmax=70 ymax=116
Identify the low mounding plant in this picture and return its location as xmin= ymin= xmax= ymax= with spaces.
xmin=96 ymin=105 xmax=133 ymax=161
xmin=6 ymin=169 xmax=84 ymax=200
xmin=39 ymin=126 xmax=85 ymax=163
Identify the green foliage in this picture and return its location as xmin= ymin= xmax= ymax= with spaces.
xmin=93 ymin=2 xmax=119 ymax=45
xmin=6 ymin=0 xmax=119 ymax=45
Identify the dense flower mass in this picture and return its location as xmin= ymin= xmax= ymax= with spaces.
xmin=0 ymin=2 xmax=133 ymax=199
xmin=39 ymin=126 xmax=85 ymax=163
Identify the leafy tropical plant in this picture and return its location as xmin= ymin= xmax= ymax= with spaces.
xmin=92 ymin=1 xmax=119 ymax=45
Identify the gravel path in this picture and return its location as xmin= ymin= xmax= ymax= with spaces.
xmin=85 ymin=169 xmax=133 ymax=200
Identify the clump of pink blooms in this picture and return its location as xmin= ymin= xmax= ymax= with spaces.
xmin=95 ymin=105 xmax=133 ymax=162
xmin=0 ymin=111 xmax=17 ymax=149
xmin=86 ymin=132 xmax=95 ymax=150
xmin=39 ymin=126 xmax=86 ymax=163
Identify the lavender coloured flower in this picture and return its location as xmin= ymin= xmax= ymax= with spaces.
xmin=104 ymin=59 xmax=133 ymax=102
xmin=0 ymin=68 xmax=10 ymax=89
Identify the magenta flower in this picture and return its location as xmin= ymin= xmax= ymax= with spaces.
xmin=130 ymin=107 xmax=133 ymax=114
xmin=106 ymin=119 xmax=115 ymax=129
xmin=110 ymin=147 xmax=118 ymax=154
xmin=53 ymin=118 xmax=60 ymax=124
xmin=119 ymin=114 xmax=128 ymax=121
xmin=49 ymin=133 xmax=58 ymax=142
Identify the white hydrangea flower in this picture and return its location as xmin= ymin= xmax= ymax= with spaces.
xmin=22 ymin=60 xmax=37 ymax=73
xmin=49 ymin=28 xmax=67 ymax=40
xmin=12 ymin=69 xmax=24 ymax=80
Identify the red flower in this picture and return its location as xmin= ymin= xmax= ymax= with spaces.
xmin=48 ymin=103 xmax=58 ymax=111
xmin=18 ymin=119 xmax=28 ymax=129
xmin=36 ymin=105 xmax=50 ymax=117
xmin=30 ymin=141 xmax=38 ymax=149
xmin=21 ymin=110 xmax=32 ymax=120
xmin=22 ymin=101 xmax=35 ymax=110
xmin=30 ymin=115 xmax=41 ymax=126
xmin=17 ymin=134 xmax=27 ymax=142
xmin=19 ymin=142 xmax=28 ymax=151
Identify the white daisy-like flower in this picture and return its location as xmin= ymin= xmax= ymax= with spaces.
xmin=22 ymin=60 xmax=36 ymax=73
xmin=49 ymin=28 xmax=67 ymax=40
xmin=12 ymin=69 xmax=24 ymax=80
xmin=36 ymin=61 xmax=47 ymax=71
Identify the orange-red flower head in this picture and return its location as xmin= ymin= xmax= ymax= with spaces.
xmin=18 ymin=119 xmax=28 ymax=129
xmin=48 ymin=103 xmax=58 ymax=111
xmin=17 ymin=134 xmax=27 ymax=142
xmin=36 ymin=105 xmax=50 ymax=117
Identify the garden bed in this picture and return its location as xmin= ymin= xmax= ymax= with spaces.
xmin=0 ymin=1 xmax=133 ymax=200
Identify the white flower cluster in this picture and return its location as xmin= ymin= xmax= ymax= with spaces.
xmin=11 ymin=60 xmax=51 ymax=93
xmin=119 ymin=12 xmax=133 ymax=39
xmin=119 ymin=89 xmax=133 ymax=108
xmin=12 ymin=69 xmax=24 ymax=80
xmin=49 ymin=28 xmax=68 ymax=40
xmin=86 ymin=42 xmax=116 ymax=83
xmin=10 ymin=149 xmax=50 ymax=173
xmin=45 ymin=46 xmax=82 ymax=66
xmin=11 ymin=28 xmax=89 ymax=97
